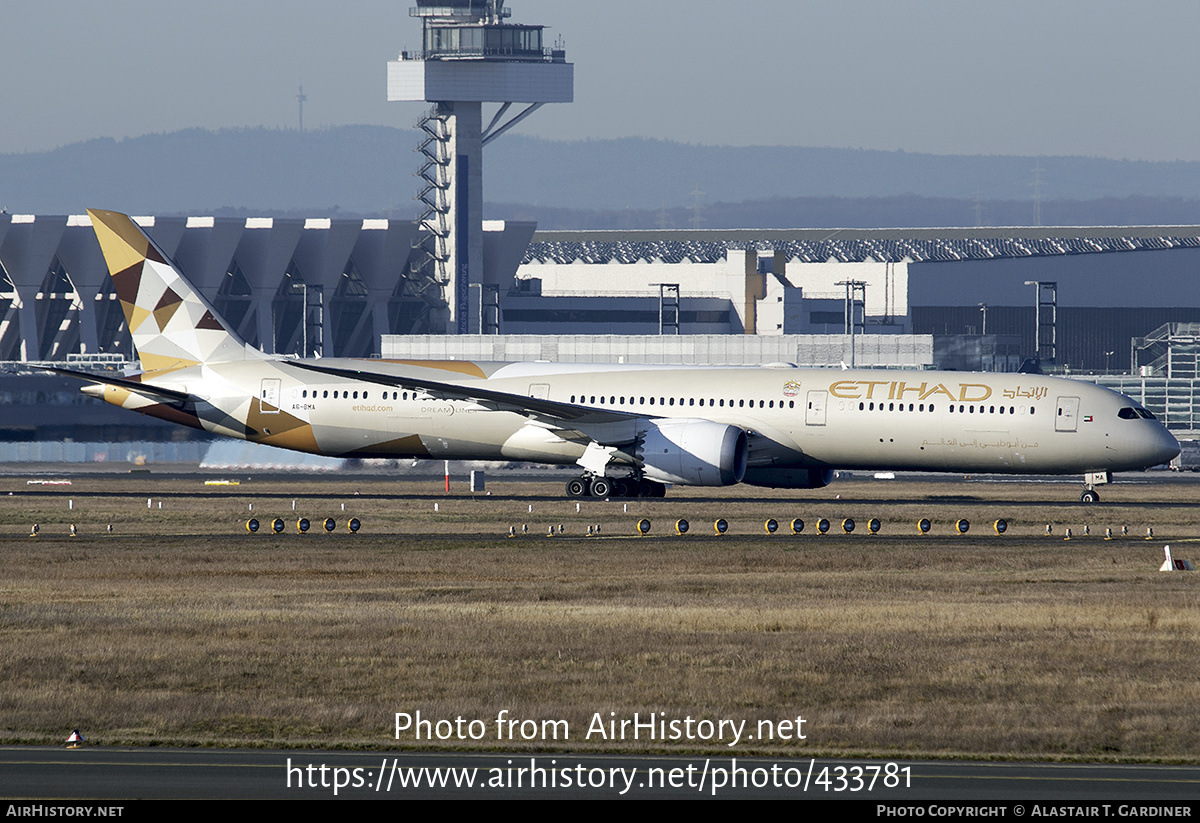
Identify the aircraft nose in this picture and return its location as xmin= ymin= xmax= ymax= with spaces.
xmin=1153 ymin=425 xmax=1181 ymax=466
xmin=1111 ymin=421 xmax=1179 ymax=470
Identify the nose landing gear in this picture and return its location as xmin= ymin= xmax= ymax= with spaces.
xmin=1079 ymin=471 xmax=1111 ymax=503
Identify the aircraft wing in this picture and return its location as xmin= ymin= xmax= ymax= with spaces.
xmin=41 ymin=366 xmax=194 ymax=406
xmin=284 ymin=360 xmax=649 ymax=442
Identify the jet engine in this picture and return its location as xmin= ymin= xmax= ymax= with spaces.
xmin=636 ymin=419 xmax=747 ymax=486
xmin=741 ymin=467 xmax=835 ymax=489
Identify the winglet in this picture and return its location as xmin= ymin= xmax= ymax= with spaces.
xmin=87 ymin=209 xmax=256 ymax=371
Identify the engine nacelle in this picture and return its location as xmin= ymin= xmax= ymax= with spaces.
xmin=637 ymin=419 xmax=747 ymax=486
xmin=741 ymin=467 xmax=835 ymax=490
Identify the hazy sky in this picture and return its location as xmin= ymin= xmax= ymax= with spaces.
xmin=3 ymin=0 xmax=1199 ymax=161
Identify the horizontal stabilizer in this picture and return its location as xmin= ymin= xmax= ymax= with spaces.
xmin=43 ymin=366 xmax=194 ymax=406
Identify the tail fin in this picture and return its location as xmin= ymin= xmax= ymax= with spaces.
xmin=88 ymin=209 xmax=256 ymax=371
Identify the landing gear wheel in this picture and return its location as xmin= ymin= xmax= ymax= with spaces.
xmin=566 ymin=478 xmax=589 ymax=498
xmin=590 ymin=477 xmax=612 ymax=498
xmin=636 ymin=479 xmax=656 ymax=498
xmin=1080 ymin=489 xmax=1100 ymax=503
xmin=610 ymin=479 xmax=630 ymax=498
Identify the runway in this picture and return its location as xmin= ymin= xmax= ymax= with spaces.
xmin=4 ymin=746 xmax=1199 ymax=802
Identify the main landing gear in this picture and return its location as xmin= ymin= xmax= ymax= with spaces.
xmin=565 ymin=475 xmax=666 ymax=499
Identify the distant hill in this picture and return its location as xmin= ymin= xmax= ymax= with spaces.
xmin=488 ymin=139 xmax=1200 ymax=211
xmin=0 ymin=126 xmax=420 ymax=217
xmin=5 ymin=125 xmax=1200 ymax=224
xmin=491 ymin=195 xmax=1200 ymax=231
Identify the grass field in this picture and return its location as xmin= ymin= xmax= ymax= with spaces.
xmin=2 ymin=470 xmax=1198 ymax=761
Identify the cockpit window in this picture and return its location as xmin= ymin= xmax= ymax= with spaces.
xmin=1137 ymin=408 xmax=1156 ymax=420
xmin=1118 ymin=408 xmax=1139 ymax=420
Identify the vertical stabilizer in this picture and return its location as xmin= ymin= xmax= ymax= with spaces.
xmin=88 ymin=209 xmax=256 ymax=370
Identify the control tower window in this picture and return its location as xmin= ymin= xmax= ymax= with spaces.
xmin=425 ymin=23 xmax=543 ymax=58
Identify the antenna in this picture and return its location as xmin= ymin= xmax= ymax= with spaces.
xmin=1030 ymin=163 xmax=1046 ymax=227
xmin=689 ymin=186 xmax=705 ymax=230
xmin=296 ymin=85 xmax=307 ymax=133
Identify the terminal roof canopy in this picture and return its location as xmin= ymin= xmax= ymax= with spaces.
xmin=525 ymin=227 xmax=1200 ymax=265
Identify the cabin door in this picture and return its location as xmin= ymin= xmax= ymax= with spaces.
xmin=805 ymin=390 xmax=828 ymax=426
xmin=258 ymin=378 xmax=281 ymax=414
xmin=1055 ymin=396 xmax=1079 ymax=432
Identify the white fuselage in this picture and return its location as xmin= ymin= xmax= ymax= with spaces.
xmin=112 ymin=360 xmax=1180 ymax=483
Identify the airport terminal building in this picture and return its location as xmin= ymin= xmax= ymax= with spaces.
xmin=5 ymin=216 xmax=1200 ymax=367
xmin=4 ymin=213 xmax=1200 ymax=450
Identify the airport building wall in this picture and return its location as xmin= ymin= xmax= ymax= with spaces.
xmin=381 ymin=333 xmax=934 ymax=368
xmin=523 ymin=227 xmax=1200 ymax=373
xmin=516 ymin=249 xmax=909 ymax=335
xmin=910 ymin=247 xmax=1200 ymax=372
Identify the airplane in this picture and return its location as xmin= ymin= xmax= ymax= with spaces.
xmin=51 ymin=209 xmax=1180 ymax=504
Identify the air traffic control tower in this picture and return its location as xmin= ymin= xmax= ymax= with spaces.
xmin=387 ymin=0 xmax=573 ymax=333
